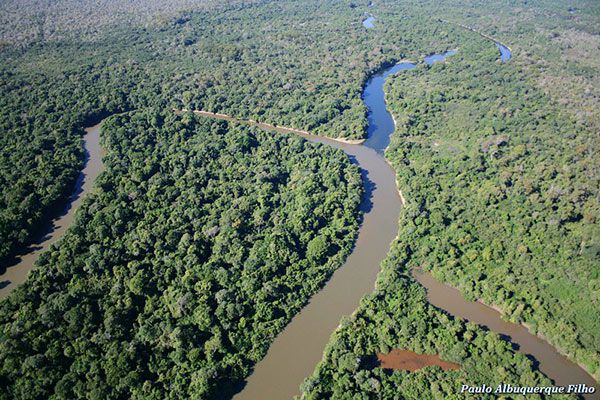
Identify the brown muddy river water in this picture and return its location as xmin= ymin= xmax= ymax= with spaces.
xmin=233 ymin=48 xmax=598 ymax=399
xmin=191 ymin=110 xmax=402 ymax=400
xmin=238 ymin=137 xmax=401 ymax=400
xmin=414 ymin=269 xmax=599 ymax=399
xmin=0 ymin=124 xmax=105 ymax=299
xmin=0 ymin=44 xmax=596 ymax=399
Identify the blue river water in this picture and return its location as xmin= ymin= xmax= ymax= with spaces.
xmin=363 ymin=50 xmax=457 ymax=153
xmin=495 ymin=42 xmax=512 ymax=62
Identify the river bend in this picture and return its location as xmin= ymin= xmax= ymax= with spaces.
xmin=235 ymin=47 xmax=598 ymax=399
xmin=1 ymin=34 xmax=597 ymax=400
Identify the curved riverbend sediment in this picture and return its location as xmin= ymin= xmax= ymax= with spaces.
xmin=189 ymin=109 xmax=403 ymax=400
xmin=439 ymin=18 xmax=513 ymax=62
xmin=230 ymin=48 xmax=596 ymax=398
xmin=1 ymin=41 xmax=594 ymax=400
xmin=0 ymin=124 xmax=105 ymax=299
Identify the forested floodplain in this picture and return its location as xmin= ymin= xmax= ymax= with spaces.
xmin=0 ymin=0 xmax=463 ymax=271
xmin=0 ymin=110 xmax=362 ymax=399
xmin=301 ymin=2 xmax=599 ymax=396
xmin=383 ymin=19 xmax=600 ymax=379
xmin=0 ymin=0 xmax=598 ymax=398
xmin=300 ymin=261 xmax=568 ymax=399
xmin=410 ymin=0 xmax=600 ymax=130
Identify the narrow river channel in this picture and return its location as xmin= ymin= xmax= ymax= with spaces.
xmin=234 ymin=46 xmax=598 ymax=399
xmin=0 ymin=124 xmax=105 ymax=299
xmin=0 ymin=35 xmax=596 ymax=399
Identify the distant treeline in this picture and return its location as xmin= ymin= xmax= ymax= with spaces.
xmin=0 ymin=0 xmax=459 ymax=268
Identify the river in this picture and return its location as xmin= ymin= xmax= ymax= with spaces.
xmin=0 ymin=124 xmax=105 ymax=299
xmin=363 ymin=14 xmax=375 ymax=29
xmin=496 ymin=42 xmax=511 ymax=62
xmin=1 ymin=31 xmax=597 ymax=400
xmin=414 ymin=270 xmax=600 ymax=398
xmin=235 ymin=47 xmax=598 ymax=399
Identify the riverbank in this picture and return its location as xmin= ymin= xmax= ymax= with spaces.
xmin=189 ymin=110 xmax=407 ymax=208
xmin=186 ymin=108 xmax=402 ymax=400
xmin=184 ymin=109 xmax=366 ymax=145
xmin=0 ymin=124 xmax=105 ymax=299
xmin=439 ymin=18 xmax=513 ymax=53
xmin=413 ymin=269 xmax=598 ymax=394
xmin=217 ymin=48 xmax=596 ymax=398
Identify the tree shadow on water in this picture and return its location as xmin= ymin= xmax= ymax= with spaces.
xmin=226 ymin=156 xmax=377 ymax=400
xmin=359 ymin=167 xmax=376 ymax=215
xmin=346 ymin=155 xmax=375 ymax=216
xmin=0 ymin=142 xmax=90 ymax=277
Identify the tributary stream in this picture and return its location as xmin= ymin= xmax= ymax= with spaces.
xmin=0 ymin=124 xmax=105 ymax=299
xmin=234 ymin=48 xmax=599 ymax=399
xmin=0 ymin=38 xmax=596 ymax=400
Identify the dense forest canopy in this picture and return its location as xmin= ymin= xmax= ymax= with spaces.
xmin=300 ymin=249 xmax=568 ymax=399
xmin=302 ymin=0 xmax=600 ymax=394
xmin=384 ymin=36 xmax=599 ymax=374
xmin=0 ymin=0 xmax=462 ymax=266
xmin=0 ymin=0 xmax=247 ymax=45
xmin=0 ymin=0 xmax=598 ymax=398
xmin=405 ymin=0 xmax=600 ymax=130
xmin=0 ymin=111 xmax=362 ymax=398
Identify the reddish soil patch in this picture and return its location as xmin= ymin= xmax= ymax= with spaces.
xmin=376 ymin=349 xmax=461 ymax=372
